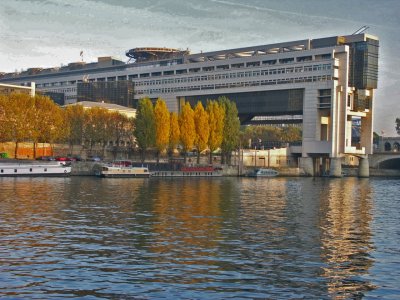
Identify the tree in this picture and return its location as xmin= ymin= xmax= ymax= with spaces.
xmin=219 ymin=97 xmax=240 ymax=165
xmin=207 ymin=100 xmax=225 ymax=164
xmin=134 ymin=97 xmax=155 ymax=162
xmin=31 ymin=95 xmax=64 ymax=158
xmin=179 ymin=101 xmax=196 ymax=163
xmin=0 ymin=95 xmax=11 ymax=142
xmin=194 ymin=101 xmax=209 ymax=164
xmin=396 ymin=118 xmax=400 ymax=135
xmin=281 ymin=126 xmax=302 ymax=142
xmin=108 ymin=112 xmax=130 ymax=160
xmin=5 ymin=93 xmax=36 ymax=158
xmin=65 ymin=104 xmax=85 ymax=154
xmin=154 ymin=98 xmax=170 ymax=163
xmin=169 ymin=112 xmax=180 ymax=157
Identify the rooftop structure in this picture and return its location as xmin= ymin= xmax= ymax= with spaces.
xmin=126 ymin=47 xmax=190 ymax=63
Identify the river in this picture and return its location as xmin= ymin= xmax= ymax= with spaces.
xmin=0 ymin=177 xmax=399 ymax=299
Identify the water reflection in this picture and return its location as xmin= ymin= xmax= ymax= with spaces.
xmin=0 ymin=177 xmax=380 ymax=298
xmin=316 ymin=178 xmax=375 ymax=298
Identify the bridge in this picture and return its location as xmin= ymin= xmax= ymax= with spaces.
xmin=369 ymin=137 xmax=400 ymax=168
xmin=370 ymin=153 xmax=400 ymax=169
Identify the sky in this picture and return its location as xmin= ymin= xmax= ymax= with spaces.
xmin=0 ymin=0 xmax=399 ymax=135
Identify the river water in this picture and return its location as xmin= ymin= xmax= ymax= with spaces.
xmin=0 ymin=176 xmax=399 ymax=299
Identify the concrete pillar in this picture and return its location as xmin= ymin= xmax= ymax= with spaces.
xmin=358 ymin=155 xmax=369 ymax=178
xmin=329 ymin=157 xmax=342 ymax=177
xmin=300 ymin=157 xmax=314 ymax=176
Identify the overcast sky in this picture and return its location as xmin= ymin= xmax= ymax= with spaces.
xmin=0 ymin=0 xmax=399 ymax=134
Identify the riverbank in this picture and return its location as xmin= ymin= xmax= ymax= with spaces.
xmin=68 ymin=162 xmax=400 ymax=177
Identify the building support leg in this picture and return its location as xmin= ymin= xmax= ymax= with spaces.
xmin=329 ymin=157 xmax=342 ymax=177
xmin=300 ymin=157 xmax=314 ymax=176
xmin=358 ymin=155 xmax=369 ymax=178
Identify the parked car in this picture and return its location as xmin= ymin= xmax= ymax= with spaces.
xmin=55 ymin=156 xmax=70 ymax=162
xmin=87 ymin=156 xmax=102 ymax=162
xmin=36 ymin=156 xmax=56 ymax=161
xmin=67 ymin=155 xmax=82 ymax=161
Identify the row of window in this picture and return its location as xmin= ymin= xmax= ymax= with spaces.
xmin=136 ymin=75 xmax=333 ymax=95
xmin=0 ymin=168 xmax=48 ymax=173
xmin=135 ymin=63 xmax=333 ymax=87
xmin=34 ymin=60 xmax=334 ymax=89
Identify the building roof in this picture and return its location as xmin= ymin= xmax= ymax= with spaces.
xmin=64 ymin=101 xmax=136 ymax=118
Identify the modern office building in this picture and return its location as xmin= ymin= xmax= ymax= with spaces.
xmin=0 ymin=33 xmax=379 ymax=176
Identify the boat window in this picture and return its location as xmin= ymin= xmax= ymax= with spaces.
xmin=30 ymin=168 xmax=33 ymax=172
xmin=14 ymin=169 xmax=17 ymax=173
xmin=1 ymin=169 xmax=3 ymax=173
xmin=44 ymin=168 xmax=47 ymax=172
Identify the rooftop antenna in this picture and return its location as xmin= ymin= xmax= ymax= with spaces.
xmin=352 ymin=25 xmax=369 ymax=35
xmin=80 ymin=50 xmax=84 ymax=62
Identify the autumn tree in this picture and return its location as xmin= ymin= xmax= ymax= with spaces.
xmin=169 ymin=112 xmax=180 ymax=157
xmin=4 ymin=93 xmax=36 ymax=158
xmin=107 ymin=112 xmax=128 ymax=160
xmin=0 ymin=95 xmax=10 ymax=142
xmin=219 ymin=97 xmax=240 ymax=165
xmin=154 ymin=98 xmax=170 ymax=163
xmin=207 ymin=100 xmax=225 ymax=164
xmin=31 ymin=95 xmax=64 ymax=158
xmin=83 ymin=107 xmax=110 ymax=155
xmin=65 ymin=104 xmax=85 ymax=154
xmin=134 ymin=97 xmax=155 ymax=162
xmin=179 ymin=101 xmax=196 ymax=163
xmin=194 ymin=101 xmax=209 ymax=164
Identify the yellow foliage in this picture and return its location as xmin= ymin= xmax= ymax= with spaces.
xmin=154 ymin=98 xmax=170 ymax=152
xmin=179 ymin=102 xmax=196 ymax=152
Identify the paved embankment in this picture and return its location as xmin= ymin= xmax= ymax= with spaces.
xmin=69 ymin=162 xmax=400 ymax=177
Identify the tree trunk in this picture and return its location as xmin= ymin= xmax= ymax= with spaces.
xmin=140 ymin=148 xmax=145 ymax=163
xmin=196 ymin=151 xmax=200 ymax=165
xmin=209 ymin=151 xmax=213 ymax=164
xmin=33 ymin=142 xmax=37 ymax=159
xmin=14 ymin=141 xmax=19 ymax=159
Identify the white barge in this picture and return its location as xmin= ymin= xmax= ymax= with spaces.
xmin=0 ymin=161 xmax=71 ymax=177
xmin=97 ymin=165 xmax=151 ymax=178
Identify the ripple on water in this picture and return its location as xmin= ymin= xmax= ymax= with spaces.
xmin=0 ymin=177 xmax=399 ymax=298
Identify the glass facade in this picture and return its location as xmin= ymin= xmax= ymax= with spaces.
xmin=349 ymin=38 xmax=379 ymax=89
xmin=183 ymin=89 xmax=304 ymax=123
xmin=77 ymin=81 xmax=135 ymax=108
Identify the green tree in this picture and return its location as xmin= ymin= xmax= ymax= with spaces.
xmin=396 ymin=118 xmax=400 ymax=135
xmin=134 ymin=97 xmax=155 ymax=162
xmin=179 ymin=101 xmax=196 ymax=163
xmin=207 ymin=100 xmax=225 ymax=164
xmin=281 ymin=126 xmax=302 ymax=142
xmin=194 ymin=101 xmax=209 ymax=164
xmin=219 ymin=97 xmax=240 ymax=165
xmin=154 ymin=98 xmax=170 ymax=163
xmin=169 ymin=112 xmax=180 ymax=157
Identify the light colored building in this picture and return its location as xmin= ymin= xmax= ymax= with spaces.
xmin=0 ymin=82 xmax=35 ymax=97
xmin=64 ymin=101 xmax=136 ymax=118
xmin=0 ymin=33 xmax=379 ymax=176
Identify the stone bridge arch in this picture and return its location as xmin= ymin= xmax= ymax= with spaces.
xmin=369 ymin=153 xmax=400 ymax=168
